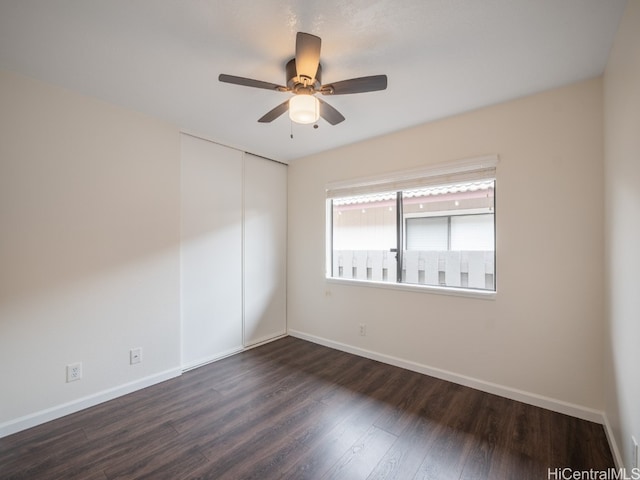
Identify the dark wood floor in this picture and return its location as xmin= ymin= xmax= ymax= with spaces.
xmin=1 ymin=336 xmax=613 ymax=479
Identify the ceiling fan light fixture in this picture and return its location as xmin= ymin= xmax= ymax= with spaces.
xmin=289 ymin=94 xmax=319 ymax=124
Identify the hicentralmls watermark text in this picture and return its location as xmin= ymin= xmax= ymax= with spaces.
xmin=548 ymin=468 xmax=640 ymax=480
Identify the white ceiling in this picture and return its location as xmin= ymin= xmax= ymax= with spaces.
xmin=0 ymin=0 xmax=627 ymax=163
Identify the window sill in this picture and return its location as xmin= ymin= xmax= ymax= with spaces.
xmin=325 ymin=277 xmax=497 ymax=300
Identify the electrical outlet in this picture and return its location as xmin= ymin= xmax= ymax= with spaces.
xmin=66 ymin=362 xmax=82 ymax=382
xmin=130 ymin=347 xmax=142 ymax=365
xmin=359 ymin=323 xmax=366 ymax=336
xmin=633 ymin=436 xmax=639 ymax=469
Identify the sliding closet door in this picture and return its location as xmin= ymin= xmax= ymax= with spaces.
xmin=181 ymin=135 xmax=243 ymax=369
xmin=243 ymin=154 xmax=287 ymax=346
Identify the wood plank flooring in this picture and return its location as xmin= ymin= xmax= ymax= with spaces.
xmin=0 ymin=336 xmax=614 ymax=479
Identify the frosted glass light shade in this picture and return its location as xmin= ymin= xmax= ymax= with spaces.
xmin=289 ymin=95 xmax=319 ymax=124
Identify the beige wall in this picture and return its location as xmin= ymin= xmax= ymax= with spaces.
xmin=0 ymin=71 xmax=181 ymax=432
xmin=603 ymin=0 xmax=640 ymax=469
xmin=288 ymin=77 xmax=604 ymax=414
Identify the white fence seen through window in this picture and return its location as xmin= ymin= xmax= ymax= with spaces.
xmin=333 ymin=250 xmax=494 ymax=290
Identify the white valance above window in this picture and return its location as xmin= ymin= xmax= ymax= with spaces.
xmin=325 ymin=154 xmax=498 ymax=199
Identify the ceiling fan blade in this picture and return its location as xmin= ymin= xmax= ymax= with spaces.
xmin=258 ymin=100 xmax=290 ymax=123
xmin=321 ymin=75 xmax=387 ymax=95
xmin=295 ymin=32 xmax=321 ymax=81
xmin=219 ymin=74 xmax=287 ymax=92
xmin=318 ymin=98 xmax=345 ymax=125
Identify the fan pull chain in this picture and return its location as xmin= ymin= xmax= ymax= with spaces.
xmin=290 ymin=120 xmax=294 ymax=139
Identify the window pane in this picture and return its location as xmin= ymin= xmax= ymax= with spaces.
xmin=450 ymin=214 xmax=494 ymax=251
xmin=406 ymin=217 xmax=448 ymax=250
xmin=332 ymin=192 xmax=397 ymax=282
xmin=401 ymin=180 xmax=495 ymax=290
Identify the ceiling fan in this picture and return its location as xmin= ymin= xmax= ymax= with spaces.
xmin=218 ymin=32 xmax=387 ymax=126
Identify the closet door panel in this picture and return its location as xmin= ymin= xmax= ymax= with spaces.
xmin=243 ymin=154 xmax=287 ymax=346
xmin=181 ymin=135 xmax=243 ymax=369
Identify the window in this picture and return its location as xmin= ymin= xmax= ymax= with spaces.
xmin=327 ymin=156 xmax=497 ymax=293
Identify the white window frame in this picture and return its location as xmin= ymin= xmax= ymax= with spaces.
xmin=325 ymin=155 xmax=498 ymax=300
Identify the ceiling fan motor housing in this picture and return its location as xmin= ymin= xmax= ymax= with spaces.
xmin=286 ymin=58 xmax=322 ymax=93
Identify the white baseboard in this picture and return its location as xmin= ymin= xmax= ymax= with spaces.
xmin=181 ymin=346 xmax=244 ymax=372
xmin=2 ymin=334 xmax=291 ymax=439
xmin=181 ymin=334 xmax=287 ymax=373
xmin=0 ymin=367 xmax=181 ymax=439
xmin=602 ymin=413 xmax=624 ymax=469
xmin=288 ymin=329 xmax=605 ymax=424
xmin=3 ymin=331 xmax=613 ymax=457
xmin=244 ymin=332 xmax=288 ymax=349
